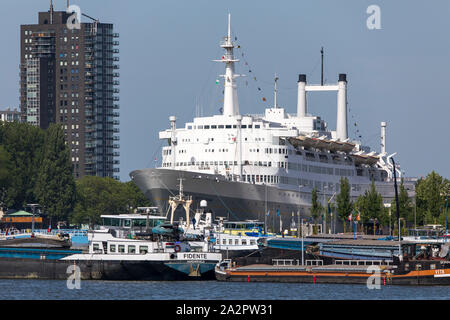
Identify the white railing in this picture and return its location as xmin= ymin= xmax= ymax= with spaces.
xmin=272 ymin=259 xmax=323 ymax=266
xmin=335 ymin=260 xmax=392 ymax=266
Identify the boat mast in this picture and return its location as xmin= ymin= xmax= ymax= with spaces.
xmin=214 ymin=14 xmax=240 ymax=117
xmin=273 ymin=74 xmax=279 ymax=108
xmin=321 ymin=47 xmax=324 ymax=86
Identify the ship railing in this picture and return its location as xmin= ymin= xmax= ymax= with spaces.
xmin=335 ymin=260 xmax=393 ymax=266
xmin=272 ymin=259 xmax=298 ymax=266
xmin=272 ymin=259 xmax=324 ymax=266
xmin=22 ymin=229 xmax=88 ymax=237
xmin=306 ymin=259 xmax=323 ymax=266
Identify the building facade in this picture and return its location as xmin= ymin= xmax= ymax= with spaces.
xmin=0 ymin=108 xmax=21 ymax=122
xmin=20 ymin=5 xmax=120 ymax=179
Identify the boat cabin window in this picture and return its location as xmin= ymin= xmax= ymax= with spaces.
xmin=222 ymin=239 xmax=226 ymax=245
xmin=128 ymin=245 xmax=136 ymax=254
xmin=139 ymin=246 xmax=148 ymax=254
xmin=242 ymin=239 xmax=247 ymax=245
xmin=102 ymin=217 xmax=120 ymax=227
xmin=118 ymin=245 xmax=125 ymax=253
xmin=124 ymin=219 xmax=131 ymax=227
xmin=228 ymin=239 xmax=232 ymax=245
xmin=93 ymin=243 xmax=100 ymax=251
xmin=235 ymin=239 xmax=239 ymax=245
xmin=250 ymin=240 xmax=256 ymax=245
xmin=110 ymin=244 xmax=116 ymax=253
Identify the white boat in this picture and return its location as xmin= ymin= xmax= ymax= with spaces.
xmin=130 ymin=14 xmax=415 ymax=230
xmin=61 ymin=230 xmax=222 ymax=280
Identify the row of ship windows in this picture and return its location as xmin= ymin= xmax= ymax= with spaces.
xmin=187 ymin=124 xmax=261 ymax=130
xmin=220 ymin=238 xmax=257 ymax=246
xmin=161 ymin=160 xmax=354 ymax=177
xmin=166 ymin=147 xmax=351 ymax=168
xmin=93 ymin=243 xmax=149 ymax=254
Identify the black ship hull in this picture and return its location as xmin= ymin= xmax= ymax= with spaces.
xmin=0 ymin=257 xmax=216 ymax=281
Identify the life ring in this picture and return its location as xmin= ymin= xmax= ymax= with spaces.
xmin=174 ymin=245 xmax=181 ymax=253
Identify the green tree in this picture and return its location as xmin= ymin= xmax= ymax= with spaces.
xmin=34 ymin=124 xmax=76 ymax=225
xmin=123 ymin=181 xmax=151 ymax=212
xmin=71 ymin=177 xmax=151 ymax=227
xmin=355 ymin=180 xmax=384 ymax=233
xmin=0 ymin=122 xmax=44 ymax=208
xmin=415 ymin=171 xmax=449 ymax=226
xmin=336 ymin=177 xmax=353 ymax=232
xmin=0 ymin=145 xmax=12 ymax=208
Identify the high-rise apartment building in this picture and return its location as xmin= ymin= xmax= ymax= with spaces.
xmin=20 ymin=3 xmax=120 ymax=179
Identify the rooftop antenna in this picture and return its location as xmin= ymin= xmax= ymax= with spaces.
xmin=273 ymin=74 xmax=279 ymax=108
xmin=321 ymin=47 xmax=324 ymax=86
xmin=49 ymin=0 xmax=54 ymax=24
xmin=67 ymin=0 xmax=70 ymax=9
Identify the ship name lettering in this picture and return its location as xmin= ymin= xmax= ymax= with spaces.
xmin=183 ymin=253 xmax=207 ymax=259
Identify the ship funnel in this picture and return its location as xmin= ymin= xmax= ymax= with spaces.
xmin=336 ymin=74 xmax=348 ymax=140
xmin=381 ymin=121 xmax=387 ymax=154
xmin=297 ymin=74 xmax=307 ymax=117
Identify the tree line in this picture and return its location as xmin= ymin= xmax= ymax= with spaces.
xmin=0 ymin=122 xmax=150 ymax=226
xmin=311 ymin=173 xmax=449 ymax=234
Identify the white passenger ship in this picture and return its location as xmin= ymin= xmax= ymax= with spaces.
xmin=130 ymin=15 xmax=415 ymax=230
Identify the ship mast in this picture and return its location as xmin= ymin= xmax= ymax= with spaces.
xmin=214 ymin=14 xmax=240 ymax=117
xmin=274 ymin=74 xmax=279 ymax=108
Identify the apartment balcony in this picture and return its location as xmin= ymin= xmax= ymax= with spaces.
xmin=113 ymin=64 xmax=120 ymax=69
xmin=113 ymin=41 xmax=119 ymax=46
xmin=113 ymin=33 xmax=119 ymax=38
xmin=113 ymin=73 xmax=120 ymax=77
xmin=113 ymin=144 xmax=120 ymax=149
xmin=113 ymin=96 xmax=119 ymax=101
xmin=113 ymin=135 xmax=120 ymax=141
xmin=85 ymin=142 xmax=96 ymax=149
xmin=113 ymin=57 xmax=119 ymax=61
xmin=113 ymin=104 xmax=120 ymax=109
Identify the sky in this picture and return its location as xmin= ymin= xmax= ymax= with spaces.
xmin=0 ymin=0 xmax=449 ymax=181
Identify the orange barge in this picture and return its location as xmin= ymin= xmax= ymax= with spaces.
xmin=215 ymin=243 xmax=450 ymax=285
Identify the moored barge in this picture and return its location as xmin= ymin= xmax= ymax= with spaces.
xmin=215 ymin=242 xmax=450 ymax=285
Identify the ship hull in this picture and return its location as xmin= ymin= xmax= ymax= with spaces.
xmin=0 ymin=257 xmax=217 ymax=280
xmin=130 ymin=168 xmax=310 ymax=229
xmin=130 ymin=168 xmax=412 ymax=232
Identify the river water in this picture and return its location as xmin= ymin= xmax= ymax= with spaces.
xmin=1 ymin=279 xmax=449 ymax=300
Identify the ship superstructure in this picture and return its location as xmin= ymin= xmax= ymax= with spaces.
xmin=130 ymin=15 xmax=415 ymax=230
